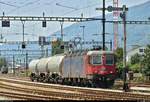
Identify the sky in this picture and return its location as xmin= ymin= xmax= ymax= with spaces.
xmin=0 ymin=0 xmax=149 ymax=41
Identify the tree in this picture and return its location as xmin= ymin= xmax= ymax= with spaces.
xmin=131 ymin=53 xmax=141 ymax=65
xmin=115 ymin=47 xmax=123 ymax=78
xmin=127 ymin=53 xmax=142 ymax=73
xmin=115 ymin=47 xmax=123 ymax=62
xmin=130 ymin=63 xmax=140 ymax=73
xmin=51 ymin=38 xmax=64 ymax=56
xmin=0 ymin=57 xmax=7 ymax=69
xmin=140 ymin=45 xmax=150 ymax=76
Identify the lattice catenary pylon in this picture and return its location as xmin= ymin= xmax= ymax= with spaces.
xmin=113 ymin=0 xmax=119 ymax=50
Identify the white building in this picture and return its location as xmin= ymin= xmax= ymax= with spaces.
xmin=126 ymin=45 xmax=147 ymax=62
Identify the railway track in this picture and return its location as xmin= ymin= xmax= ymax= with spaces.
xmin=0 ymin=91 xmax=59 ymax=100
xmin=0 ymin=77 xmax=150 ymax=100
xmin=2 ymin=73 xmax=150 ymax=87
xmin=115 ymin=80 xmax=150 ymax=87
xmin=0 ymin=78 xmax=121 ymax=100
xmin=2 ymin=73 xmax=150 ymax=88
xmin=0 ymin=73 xmax=30 ymax=81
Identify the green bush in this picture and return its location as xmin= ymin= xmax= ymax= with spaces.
xmin=129 ymin=63 xmax=140 ymax=73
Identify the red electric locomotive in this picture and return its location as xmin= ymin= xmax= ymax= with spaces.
xmin=63 ymin=50 xmax=116 ymax=88
xmin=83 ymin=51 xmax=116 ymax=87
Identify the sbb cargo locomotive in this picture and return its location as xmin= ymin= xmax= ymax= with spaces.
xmin=29 ymin=50 xmax=116 ymax=88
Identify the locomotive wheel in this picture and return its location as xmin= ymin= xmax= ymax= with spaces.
xmin=36 ymin=78 xmax=39 ymax=82
xmin=63 ymin=78 xmax=68 ymax=85
xmin=107 ymin=79 xmax=114 ymax=88
xmin=82 ymin=79 xmax=87 ymax=87
xmin=68 ymin=78 xmax=72 ymax=85
xmin=72 ymin=79 xmax=76 ymax=86
xmin=30 ymin=78 xmax=34 ymax=82
xmin=80 ymin=79 xmax=84 ymax=87
xmin=91 ymin=81 xmax=99 ymax=88
xmin=66 ymin=78 xmax=70 ymax=85
xmin=61 ymin=79 xmax=65 ymax=85
xmin=39 ymin=74 xmax=46 ymax=82
xmin=53 ymin=79 xmax=58 ymax=84
xmin=76 ymin=78 xmax=80 ymax=86
xmin=49 ymin=78 xmax=53 ymax=83
xmin=63 ymin=78 xmax=67 ymax=85
xmin=75 ymin=79 xmax=79 ymax=86
xmin=45 ymin=78 xmax=50 ymax=83
xmin=30 ymin=73 xmax=36 ymax=82
xmin=39 ymin=77 xmax=44 ymax=82
xmin=70 ymin=78 xmax=74 ymax=86
xmin=44 ymin=74 xmax=50 ymax=83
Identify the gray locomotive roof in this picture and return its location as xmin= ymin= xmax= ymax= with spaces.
xmin=87 ymin=50 xmax=114 ymax=55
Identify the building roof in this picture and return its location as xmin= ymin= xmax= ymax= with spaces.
xmin=127 ymin=45 xmax=146 ymax=53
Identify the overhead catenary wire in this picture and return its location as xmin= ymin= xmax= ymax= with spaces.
xmin=56 ymin=3 xmax=78 ymax=10
xmin=1 ymin=0 xmax=114 ymax=43
xmin=44 ymin=0 xmax=57 ymax=6
xmin=61 ymin=0 xmax=113 ymax=16
xmin=7 ymin=0 xmax=41 ymax=14
xmin=61 ymin=2 xmax=101 ymax=16
xmin=0 ymin=1 xmax=19 ymax=8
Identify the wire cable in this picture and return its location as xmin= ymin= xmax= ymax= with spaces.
xmin=7 ymin=0 xmax=41 ymax=14
xmin=61 ymin=2 xmax=100 ymax=16
xmin=0 ymin=1 xmax=19 ymax=8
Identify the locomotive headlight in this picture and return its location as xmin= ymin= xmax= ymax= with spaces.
xmin=101 ymin=67 xmax=106 ymax=70
xmin=94 ymin=71 xmax=98 ymax=73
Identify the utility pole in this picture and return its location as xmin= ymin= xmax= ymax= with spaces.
xmin=26 ymin=52 xmax=28 ymax=77
xmin=21 ymin=21 xmax=26 ymax=49
xmin=46 ymin=48 xmax=48 ymax=56
xmin=41 ymin=45 xmax=44 ymax=57
xmin=13 ymin=55 xmax=15 ymax=75
xmin=39 ymin=36 xmax=45 ymax=57
xmin=102 ymin=0 xmax=106 ymax=50
xmin=120 ymin=5 xmax=129 ymax=92
xmin=20 ymin=59 xmax=21 ymax=67
xmin=80 ymin=25 xmax=85 ymax=42
xmin=24 ymin=58 xmax=25 ymax=70
xmin=95 ymin=0 xmax=106 ymax=50
xmin=60 ymin=21 xmax=64 ymax=41
xmin=110 ymin=40 xmax=112 ymax=51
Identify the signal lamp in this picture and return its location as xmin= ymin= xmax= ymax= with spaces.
xmin=22 ymin=43 xmax=26 ymax=49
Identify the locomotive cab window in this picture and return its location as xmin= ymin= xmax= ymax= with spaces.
xmin=88 ymin=56 xmax=102 ymax=65
xmin=105 ymin=55 xmax=114 ymax=65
